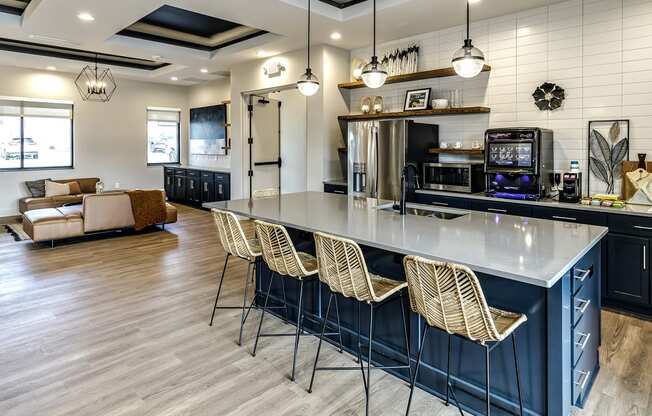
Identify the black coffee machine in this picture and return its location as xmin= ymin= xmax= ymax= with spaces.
xmin=559 ymin=172 xmax=582 ymax=203
xmin=484 ymin=128 xmax=554 ymax=200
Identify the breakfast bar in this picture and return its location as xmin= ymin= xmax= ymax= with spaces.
xmin=206 ymin=191 xmax=608 ymax=416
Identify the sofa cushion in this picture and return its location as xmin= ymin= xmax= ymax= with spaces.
xmin=83 ymin=193 xmax=135 ymax=233
xmin=22 ymin=208 xmax=84 ymax=242
xmin=66 ymin=181 xmax=82 ymax=195
xmin=57 ymin=205 xmax=83 ymax=219
xmin=54 ymin=178 xmax=99 ymax=194
xmin=25 ymin=179 xmax=49 ymax=197
xmin=45 ymin=180 xmax=70 ymax=197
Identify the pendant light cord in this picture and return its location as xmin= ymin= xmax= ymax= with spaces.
xmin=466 ymin=0 xmax=470 ymax=40
xmin=372 ymin=0 xmax=377 ymax=57
xmin=307 ymin=0 xmax=311 ymax=69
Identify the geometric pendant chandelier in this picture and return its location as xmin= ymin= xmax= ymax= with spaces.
xmin=75 ymin=54 xmax=117 ymax=102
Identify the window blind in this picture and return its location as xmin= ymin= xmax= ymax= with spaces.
xmin=0 ymin=99 xmax=73 ymax=119
xmin=147 ymin=108 xmax=180 ymax=123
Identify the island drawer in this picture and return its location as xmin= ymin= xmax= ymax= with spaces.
xmin=572 ymin=261 xmax=595 ymax=296
xmin=413 ymin=193 xmax=470 ymax=210
xmin=609 ymin=214 xmax=652 ymax=237
xmin=470 ymin=200 xmax=532 ymax=217
xmin=531 ymin=206 xmax=608 ymax=226
xmin=324 ymin=183 xmax=347 ymax=195
xmin=572 ymin=331 xmax=599 ymax=406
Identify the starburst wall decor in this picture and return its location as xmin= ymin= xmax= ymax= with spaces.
xmin=532 ymin=82 xmax=565 ymax=111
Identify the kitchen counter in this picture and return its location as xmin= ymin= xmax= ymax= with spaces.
xmin=162 ymin=164 xmax=230 ymax=173
xmin=417 ymin=188 xmax=652 ymax=217
xmin=205 ymin=191 xmax=607 ymax=288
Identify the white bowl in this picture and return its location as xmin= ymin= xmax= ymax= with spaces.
xmin=432 ymin=99 xmax=449 ymax=109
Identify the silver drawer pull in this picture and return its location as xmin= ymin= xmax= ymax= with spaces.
xmin=575 ymin=370 xmax=591 ymax=390
xmin=634 ymin=225 xmax=652 ymax=231
xmin=430 ymin=202 xmax=449 ymax=207
xmin=333 ymin=190 xmax=345 ymax=194
xmin=488 ymin=208 xmax=507 ymax=213
xmin=575 ymin=332 xmax=591 ymax=351
xmin=574 ymin=268 xmax=592 ymax=283
xmin=575 ymin=298 xmax=591 ymax=314
xmin=204 ymin=182 xmax=208 ymax=192
xmin=553 ymin=215 xmax=577 ymax=221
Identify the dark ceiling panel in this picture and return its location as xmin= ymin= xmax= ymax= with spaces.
xmin=0 ymin=0 xmax=30 ymax=16
xmin=0 ymin=37 xmax=169 ymax=71
xmin=140 ymin=5 xmax=241 ymax=38
xmin=317 ymin=0 xmax=366 ymax=9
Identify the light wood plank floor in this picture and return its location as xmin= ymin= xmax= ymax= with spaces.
xmin=0 ymin=206 xmax=650 ymax=416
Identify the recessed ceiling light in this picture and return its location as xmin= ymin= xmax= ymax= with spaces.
xmin=330 ymin=32 xmax=342 ymax=40
xmin=170 ymin=76 xmax=178 ymax=81
xmin=200 ymin=68 xmax=209 ymax=73
xmin=77 ymin=12 xmax=95 ymax=22
xmin=46 ymin=66 xmax=57 ymax=71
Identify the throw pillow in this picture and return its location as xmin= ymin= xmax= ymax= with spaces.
xmin=45 ymin=180 xmax=70 ymax=197
xmin=25 ymin=179 xmax=49 ymax=198
xmin=66 ymin=181 xmax=82 ymax=195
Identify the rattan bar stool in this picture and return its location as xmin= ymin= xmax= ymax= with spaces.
xmin=309 ymin=232 xmax=413 ymax=416
xmin=252 ymin=220 xmax=343 ymax=382
xmin=403 ymin=256 xmax=527 ymax=416
xmin=210 ymin=209 xmax=287 ymax=346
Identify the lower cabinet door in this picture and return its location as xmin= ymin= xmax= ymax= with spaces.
xmin=174 ymin=176 xmax=187 ymax=201
xmin=164 ymin=173 xmax=174 ymax=200
xmin=201 ymin=179 xmax=215 ymax=203
xmin=607 ymin=233 xmax=651 ymax=305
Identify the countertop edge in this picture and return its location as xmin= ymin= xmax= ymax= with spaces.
xmin=416 ymin=189 xmax=652 ymax=218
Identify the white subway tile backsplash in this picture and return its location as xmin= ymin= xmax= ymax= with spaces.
xmin=347 ymin=0 xmax=652 ymax=178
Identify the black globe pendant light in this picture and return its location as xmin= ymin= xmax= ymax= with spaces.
xmin=361 ymin=0 xmax=387 ymax=89
xmin=297 ymin=0 xmax=320 ymax=96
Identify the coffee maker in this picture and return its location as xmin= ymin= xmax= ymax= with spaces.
xmin=484 ymin=128 xmax=554 ymax=200
xmin=559 ymin=172 xmax=582 ymax=203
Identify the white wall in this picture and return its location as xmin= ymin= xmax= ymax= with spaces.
xmin=188 ymin=78 xmax=231 ymax=169
xmin=0 ymin=65 xmax=189 ymax=216
xmin=350 ymin=0 xmax=652 ymax=194
xmin=229 ymin=45 xmax=350 ymax=199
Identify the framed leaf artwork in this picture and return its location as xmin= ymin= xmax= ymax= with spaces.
xmin=587 ymin=119 xmax=630 ymax=196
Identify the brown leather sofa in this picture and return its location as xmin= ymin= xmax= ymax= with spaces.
xmin=19 ymin=178 xmax=100 ymax=213
xmin=22 ymin=191 xmax=177 ymax=244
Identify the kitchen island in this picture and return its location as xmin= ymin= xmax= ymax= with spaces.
xmin=205 ymin=192 xmax=608 ymax=416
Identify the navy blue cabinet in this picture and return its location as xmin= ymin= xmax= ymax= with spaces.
xmin=164 ymin=167 xmax=230 ymax=206
xmin=531 ymin=206 xmax=608 ymax=226
xmin=412 ymin=193 xmax=471 ymax=209
xmin=607 ymin=233 xmax=650 ymax=306
xmin=470 ymin=199 xmax=533 ymax=217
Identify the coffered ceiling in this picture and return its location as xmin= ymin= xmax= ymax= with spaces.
xmin=0 ymin=0 xmax=565 ymax=86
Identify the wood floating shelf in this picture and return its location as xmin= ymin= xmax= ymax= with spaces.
xmin=427 ymin=148 xmax=484 ymax=155
xmin=338 ymin=107 xmax=491 ymax=121
xmin=338 ymin=65 xmax=491 ymax=90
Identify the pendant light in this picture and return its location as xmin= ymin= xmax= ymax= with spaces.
xmin=297 ymin=0 xmax=320 ymax=96
xmin=452 ymin=0 xmax=485 ymax=78
xmin=74 ymin=54 xmax=117 ymax=102
xmin=361 ymin=0 xmax=387 ymax=89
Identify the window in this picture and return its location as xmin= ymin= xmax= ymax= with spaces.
xmin=147 ymin=108 xmax=180 ymax=165
xmin=0 ymin=99 xmax=73 ymax=170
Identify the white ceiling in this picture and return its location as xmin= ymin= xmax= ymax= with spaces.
xmin=0 ymin=0 xmax=564 ymax=85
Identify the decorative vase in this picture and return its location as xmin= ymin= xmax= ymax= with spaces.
xmin=372 ymin=96 xmax=383 ymax=114
xmin=361 ymin=97 xmax=371 ymax=114
xmin=638 ymin=153 xmax=647 ymax=170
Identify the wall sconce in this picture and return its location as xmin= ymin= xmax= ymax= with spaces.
xmin=263 ymin=60 xmax=286 ymax=78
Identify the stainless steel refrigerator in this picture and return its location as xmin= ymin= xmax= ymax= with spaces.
xmin=347 ymin=120 xmax=438 ymax=201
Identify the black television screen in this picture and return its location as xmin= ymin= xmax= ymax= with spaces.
xmin=190 ymin=104 xmax=227 ymax=156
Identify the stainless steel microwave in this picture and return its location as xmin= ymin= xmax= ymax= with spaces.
xmin=422 ymin=162 xmax=485 ymax=193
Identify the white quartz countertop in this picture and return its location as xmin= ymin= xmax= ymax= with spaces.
xmin=204 ymin=192 xmax=608 ymax=288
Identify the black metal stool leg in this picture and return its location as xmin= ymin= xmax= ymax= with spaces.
xmin=512 ymin=333 xmax=524 ymax=416
xmin=333 ymin=295 xmax=344 ymax=353
xmin=399 ymin=292 xmax=413 ymax=382
xmin=237 ymin=260 xmax=254 ymax=346
xmin=365 ymin=303 xmax=374 ymax=416
xmin=209 ymin=253 xmax=230 ymax=326
xmin=357 ymin=302 xmax=367 ymax=391
xmin=308 ymin=292 xmax=334 ymax=393
xmin=406 ymin=326 xmax=429 ymax=415
xmin=485 ymin=344 xmax=491 ymax=416
xmin=446 ymin=333 xmax=452 ymax=406
xmin=252 ymin=272 xmax=275 ymax=357
xmin=280 ymin=275 xmax=290 ymax=323
xmin=290 ymin=280 xmax=305 ymax=381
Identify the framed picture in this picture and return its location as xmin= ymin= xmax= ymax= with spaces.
xmin=404 ymin=88 xmax=431 ymax=111
xmin=587 ymin=119 xmax=630 ymax=196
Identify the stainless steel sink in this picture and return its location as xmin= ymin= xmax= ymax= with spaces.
xmin=378 ymin=203 xmax=469 ymax=220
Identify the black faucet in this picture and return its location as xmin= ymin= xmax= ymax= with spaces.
xmin=399 ymin=164 xmax=419 ymax=215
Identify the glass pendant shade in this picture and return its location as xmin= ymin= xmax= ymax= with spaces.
xmin=361 ymin=57 xmax=388 ymax=89
xmin=297 ymin=69 xmax=320 ymax=96
xmin=452 ymin=40 xmax=485 ymax=78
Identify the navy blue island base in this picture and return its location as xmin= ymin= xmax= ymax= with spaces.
xmin=253 ymin=228 xmax=602 ymax=416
